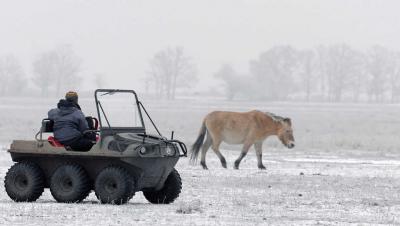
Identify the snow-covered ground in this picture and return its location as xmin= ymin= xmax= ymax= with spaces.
xmin=0 ymin=97 xmax=400 ymax=225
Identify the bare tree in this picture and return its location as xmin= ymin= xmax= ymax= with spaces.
xmin=366 ymin=46 xmax=391 ymax=102
xmin=0 ymin=55 xmax=26 ymax=96
xmin=324 ymin=44 xmax=359 ymax=102
xmin=53 ymin=45 xmax=82 ymax=95
xmin=147 ymin=47 xmax=196 ymax=100
xmin=250 ymin=46 xmax=297 ymax=100
xmin=348 ymin=50 xmax=367 ymax=102
xmin=298 ymin=50 xmax=316 ymax=102
xmin=214 ymin=64 xmax=240 ymax=100
xmin=314 ymin=46 xmax=328 ymax=100
xmin=388 ymin=51 xmax=400 ymax=103
xmin=33 ymin=45 xmax=82 ymax=96
xmin=32 ymin=51 xmax=55 ymax=96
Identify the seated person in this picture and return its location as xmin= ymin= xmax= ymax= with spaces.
xmin=48 ymin=91 xmax=96 ymax=151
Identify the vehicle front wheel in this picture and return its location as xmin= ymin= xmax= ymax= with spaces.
xmin=4 ymin=162 xmax=45 ymax=202
xmin=143 ymin=169 xmax=182 ymax=204
xmin=94 ymin=166 xmax=135 ymax=205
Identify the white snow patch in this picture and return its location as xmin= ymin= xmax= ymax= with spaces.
xmin=281 ymin=157 xmax=400 ymax=165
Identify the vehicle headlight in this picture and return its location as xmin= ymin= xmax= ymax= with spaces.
xmin=139 ymin=146 xmax=147 ymax=154
xmin=165 ymin=146 xmax=176 ymax=156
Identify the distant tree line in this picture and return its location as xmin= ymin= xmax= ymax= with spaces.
xmin=0 ymin=45 xmax=106 ymax=97
xmin=0 ymin=45 xmax=196 ymax=99
xmin=216 ymin=44 xmax=400 ymax=103
xmin=2 ymin=44 xmax=399 ymax=103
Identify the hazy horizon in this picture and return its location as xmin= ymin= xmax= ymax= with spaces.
xmin=1 ymin=0 xmax=400 ymax=93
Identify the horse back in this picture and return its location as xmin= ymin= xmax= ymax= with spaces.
xmin=204 ymin=110 xmax=271 ymax=144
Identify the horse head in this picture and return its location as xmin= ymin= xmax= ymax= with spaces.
xmin=277 ymin=118 xmax=295 ymax=149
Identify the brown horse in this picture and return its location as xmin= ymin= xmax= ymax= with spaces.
xmin=190 ymin=110 xmax=295 ymax=170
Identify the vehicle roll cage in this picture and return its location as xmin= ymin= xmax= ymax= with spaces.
xmin=94 ymin=89 xmax=187 ymax=157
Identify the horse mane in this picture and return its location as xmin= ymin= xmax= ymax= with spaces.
xmin=264 ymin=112 xmax=285 ymax=122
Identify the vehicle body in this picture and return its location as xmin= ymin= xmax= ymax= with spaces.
xmin=5 ymin=89 xmax=187 ymax=204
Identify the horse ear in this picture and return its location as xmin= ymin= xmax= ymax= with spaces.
xmin=283 ymin=118 xmax=292 ymax=126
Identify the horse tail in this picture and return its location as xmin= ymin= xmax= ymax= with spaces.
xmin=190 ymin=120 xmax=207 ymax=164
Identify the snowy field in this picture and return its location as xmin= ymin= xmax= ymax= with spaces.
xmin=0 ymin=97 xmax=400 ymax=225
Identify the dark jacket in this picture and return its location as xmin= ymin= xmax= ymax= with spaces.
xmin=48 ymin=99 xmax=89 ymax=142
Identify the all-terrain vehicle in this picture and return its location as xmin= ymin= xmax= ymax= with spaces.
xmin=4 ymin=89 xmax=187 ymax=205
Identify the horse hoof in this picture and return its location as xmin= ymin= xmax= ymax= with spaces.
xmin=233 ymin=166 xmax=239 ymax=170
xmin=201 ymin=164 xmax=208 ymax=170
xmin=200 ymin=162 xmax=208 ymax=170
xmin=258 ymin=166 xmax=266 ymax=170
xmin=221 ymin=163 xmax=227 ymax=168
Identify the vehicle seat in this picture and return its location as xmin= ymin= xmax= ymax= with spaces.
xmin=48 ymin=136 xmax=64 ymax=147
xmin=41 ymin=119 xmax=64 ymax=147
xmin=86 ymin=116 xmax=99 ymax=130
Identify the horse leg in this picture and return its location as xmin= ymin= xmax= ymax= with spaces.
xmin=254 ymin=142 xmax=266 ymax=170
xmin=211 ymin=140 xmax=227 ymax=168
xmin=234 ymin=142 xmax=253 ymax=170
xmin=200 ymin=134 xmax=212 ymax=170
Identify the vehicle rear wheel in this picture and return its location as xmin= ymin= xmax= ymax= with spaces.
xmin=94 ymin=166 xmax=134 ymax=205
xmin=50 ymin=164 xmax=91 ymax=203
xmin=4 ymin=162 xmax=45 ymax=202
xmin=143 ymin=168 xmax=182 ymax=204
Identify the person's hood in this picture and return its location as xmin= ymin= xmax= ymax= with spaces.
xmin=57 ymin=99 xmax=77 ymax=116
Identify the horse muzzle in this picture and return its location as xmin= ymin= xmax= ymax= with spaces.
xmin=287 ymin=142 xmax=295 ymax=149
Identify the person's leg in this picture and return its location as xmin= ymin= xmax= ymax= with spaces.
xmin=84 ymin=132 xmax=96 ymax=142
xmin=69 ymin=137 xmax=95 ymax=152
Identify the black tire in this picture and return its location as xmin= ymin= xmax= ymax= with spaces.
xmin=50 ymin=164 xmax=91 ymax=203
xmin=4 ymin=162 xmax=45 ymax=202
xmin=143 ymin=169 xmax=182 ymax=204
xmin=94 ymin=166 xmax=134 ymax=205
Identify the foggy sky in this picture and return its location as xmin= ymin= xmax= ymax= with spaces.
xmin=1 ymin=0 xmax=399 ymax=92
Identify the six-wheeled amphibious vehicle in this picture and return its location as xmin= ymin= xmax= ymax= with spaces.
xmin=4 ymin=89 xmax=187 ymax=205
